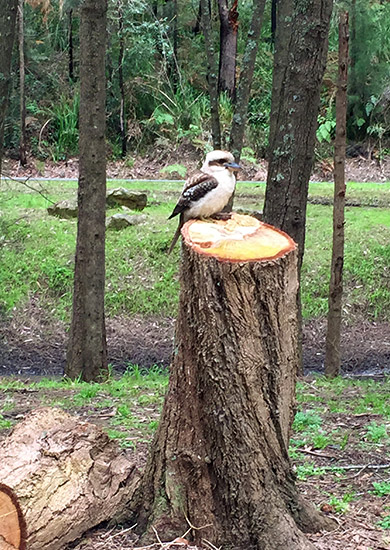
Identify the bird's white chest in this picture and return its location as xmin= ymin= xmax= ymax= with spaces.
xmin=186 ymin=172 xmax=236 ymax=220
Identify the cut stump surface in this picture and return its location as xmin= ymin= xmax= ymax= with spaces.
xmin=182 ymin=212 xmax=296 ymax=262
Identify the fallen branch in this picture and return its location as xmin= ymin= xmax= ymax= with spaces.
xmin=321 ymin=463 xmax=390 ymax=471
xmin=297 ymin=448 xmax=337 ymax=459
xmin=1 ymin=173 xmax=55 ymax=204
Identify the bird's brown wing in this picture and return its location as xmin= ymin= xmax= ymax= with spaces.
xmin=168 ymin=171 xmax=218 ymax=219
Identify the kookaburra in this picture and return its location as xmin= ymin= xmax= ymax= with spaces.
xmin=167 ymin=150 xmax=241 ymax=254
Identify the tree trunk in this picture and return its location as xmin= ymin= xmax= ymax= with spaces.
xmin=325 ymin=12 xmax=349 ymax=378
xmin=217 ymin=0 xmax=238 ymax=98
xmin=0 ymin=0 xmax=18 ymax=177
xmin=0 ymin=408 xmax=139 ymax=550
xmin=271 ymin=0 xmax=277 ymax=44
xmin=224 ymin=0 xmax=266 ymax=213
xmin=170 ymin=0 xmax=179 ymax=92
xmin=130 ymin=214 xmax=334 ymax=549
xmin=68 ymin=9 xmax=74 ymax=82
xmin=263 ymin=0 xmax=333 ymax=372
xmin=66 ymin=0 xmax=108 ymax=382
xmin=118 ymin=0 xmax=126 ymax=158
xmin=200 ymin=0 xmax=221 ymax=149
xmin=228 ymin=0 xmax=266 ymax=163
xmin=264 ymin=0 xmax=334 ymax=273
xmin=18 ymin=0 xmax=26 ymax=166
xmin=192 ymin=0 xmax=202 ymax=34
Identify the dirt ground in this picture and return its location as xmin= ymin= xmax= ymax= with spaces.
xmin=3 ymin=145 xmax=390 ymax=183
xmin=1 ymin=304 xmax=389 ymax=378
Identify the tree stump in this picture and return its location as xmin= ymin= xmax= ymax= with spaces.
xmin=0 ymin=408 xmax=139 ymax=550
xmin=132 ymin=214 xmax=334 ymax=549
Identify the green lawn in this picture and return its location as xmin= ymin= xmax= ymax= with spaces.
xmin=0 ymin=178 xmax=389 ymax=322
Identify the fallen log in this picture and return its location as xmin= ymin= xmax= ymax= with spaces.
xmin=0 ymin=484 xmax=26 ymax=550
xmin=131 ymin=213 xmax=334 ymax=549
xmin=0 ymin=408 xmax=139 ymax=550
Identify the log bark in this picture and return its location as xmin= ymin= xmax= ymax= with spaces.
xmin=0 ymin=408 xmax=139 ymax=550
xmin=130 ymin=214 xmax=334 ymax=549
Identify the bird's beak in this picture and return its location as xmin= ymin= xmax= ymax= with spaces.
xmin=224 ymin=162 xmax=241 ymax=171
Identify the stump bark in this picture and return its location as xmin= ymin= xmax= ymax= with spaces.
xmin=0 ymin=408 xmax=139 ymax=550
xmin=132 ymin=214 xmax=334 ymax=549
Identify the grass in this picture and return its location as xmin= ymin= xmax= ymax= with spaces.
xmin=327 ymin=493 xmax=356 ymax=514
xmin=290 ymin=376 xmax=390 ymax=458
xmin=0 ymin=365 xmax=168 ymax=448
xmin=0 ymin=178 xmax=390 ymax=323
xmin=372 ymin=481 xmax=390 ymax=497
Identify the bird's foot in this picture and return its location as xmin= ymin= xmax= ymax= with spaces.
xmin=211 ymin=212 xmax=233 ymax=221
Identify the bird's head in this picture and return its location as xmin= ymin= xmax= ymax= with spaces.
xmin=201 ymin=150 xmax=241 ymax=174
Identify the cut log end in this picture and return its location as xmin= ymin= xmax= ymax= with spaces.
xmin=182 ymin=213 xmax=296 ymax=262
xmin=0 ymin=484 xmax=27 ymax=550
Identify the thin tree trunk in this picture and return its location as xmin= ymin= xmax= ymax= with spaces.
xmin=223 ymin=0 xmax=266 ymax=212
xmin=66 ymin=0 xmax=108 ymax=382
xmin=271 ymin=0 xmax=277 ymax=44
xmin=229 ymin=0 xmax=267 ymax=161
xmin=171 ymin=0 xmax=179 ymax=92
xmin=217 ymin=0 xmax=238 ymax=98
xmin=200 ymin=0 xmax=221 ymax=149
xmin=325 ymin=12 xmax=349 ymax=378
xmin=130 ymin=215 xmax=335 ymax=549
xmin=0 ymin=0 xmax=18 ymax=177
xmin=18 ymin=0 xmax=27 ymax=166
xmin=192 ymin=0 xmax=202 ymax=34
xmin=68 ymin=9 xmax=74 ymax=81
xmin=118 ymin=0 xmax=126 ymax=157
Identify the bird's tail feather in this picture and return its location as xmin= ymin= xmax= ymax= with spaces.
xmin=167 ymin=216 xmax=184 ymax=255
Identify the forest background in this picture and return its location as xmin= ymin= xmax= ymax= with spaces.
xmin=3 ymin=0 xmax=390 ymax=172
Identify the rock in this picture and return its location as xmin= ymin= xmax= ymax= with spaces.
xmin=106 ymin=213 xmax=146 ymax=230
xmin=106 ymin=188 xmax=147 ymax=210
xmin=47 ymin=199 xmax=78 ymax=219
